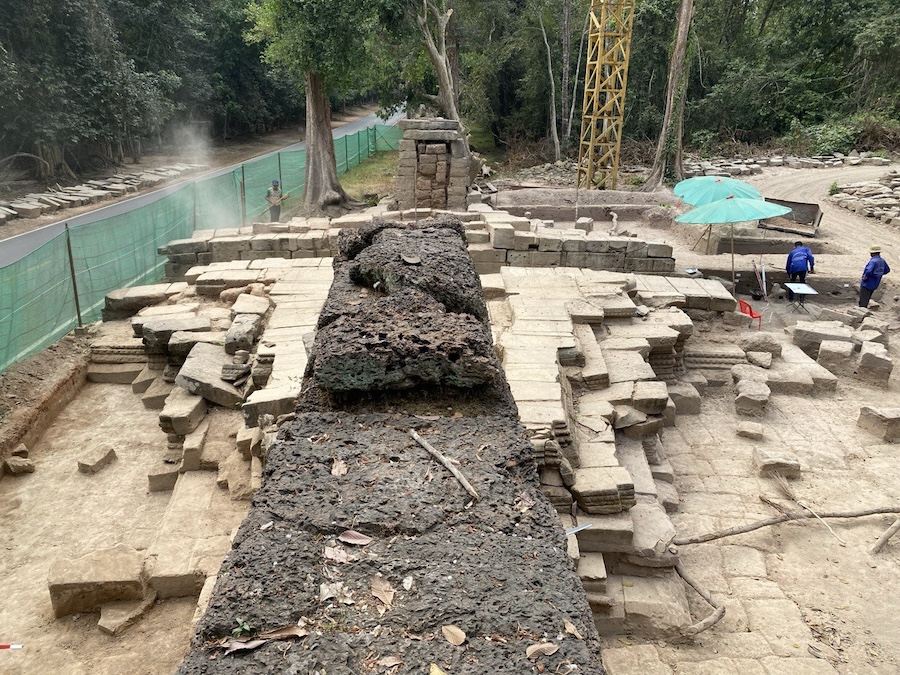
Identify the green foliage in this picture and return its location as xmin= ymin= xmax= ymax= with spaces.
xmin=231 ymin=617 xmax=252 ymax=637
xmin=829 ymin=181 xmax=840 ymax=196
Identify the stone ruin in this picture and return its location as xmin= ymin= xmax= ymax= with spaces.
xmin=176 ymin=217 xmax=605 ymax=673
xmin=395 ymin=118 xmax=472 ymax=211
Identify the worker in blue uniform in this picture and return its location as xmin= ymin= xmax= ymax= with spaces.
xmin=860 ymin=245 xmax=890 ymax=308
xmin=785 ymin=241 xmax=815 ymax=301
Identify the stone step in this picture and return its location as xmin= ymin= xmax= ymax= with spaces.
xmin=87 ymin=362 xmax=143 ymax=384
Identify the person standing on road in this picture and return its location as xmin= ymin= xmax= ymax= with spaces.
xmin=266 ymin=180 xmax=283 ymax=222
xmin=785 ymin=241 xmax=815 ymax=301
xmin=860 ymin=245 xmax=890 ymax=308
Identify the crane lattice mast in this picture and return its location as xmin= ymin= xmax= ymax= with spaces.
xmin=577 ymin=0 xmax=636 ymax=190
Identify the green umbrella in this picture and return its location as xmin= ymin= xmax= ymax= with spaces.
xmin=674 ymin=176 xmax=762 ymax=206
xmin=675 ymin=196 xmax=792 ymax=224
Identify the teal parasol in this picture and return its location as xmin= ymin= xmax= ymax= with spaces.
xmin=674 ymin=196 xmax=792 ymax=224
xmin=674 ymin=176 xmax=762 ymax=206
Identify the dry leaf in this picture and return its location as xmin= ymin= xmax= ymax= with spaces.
xmin=258 ymin=625 xmax=310 ymax=640
xmin=376 ymin=656 xmax=404 ymax=667
xmin=319 ymin=581 xmax=355 ymax=605
xmin=429 ymin=665 xmax=448 ymax=675
xmin=370 ymin=575 xmax=395 ymax=609
xmin=563 ymin=619 xmax=583 ymax=640
xmin=338 ymin=530 xmax=373 ymax=546
xmin=331 ymin=458 xmax=348 ymax=476
xmin=402 ymin=575 xmax=414 ymax=591
xmin=442 ymin=624 xmax=466 ymax=646
xmin=224 ymin=639 xmax=268 ymax=655
xmin=526 ymin=642 xmax=559 ymax=659
xmin=324 ymin=546 xmax=350 ymax=564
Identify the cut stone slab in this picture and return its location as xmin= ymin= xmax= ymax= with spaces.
xmin=230 ymin=293 xmax=272 ymax=318
xmin=242 ymin=384 xmax=302 ymax=428
xmin=621 ymin=571 xmax=692 ymax=638
xmin=792 ymin=320 xmax=854 ymax=355
xmin=181 ymin=419 xmax=210 ymax=472
xmin=175 ymin=343 xmax=244 ymax=409
xmin=142 ymin=316 xmax=211 ymax=352
xmin=739 ymin=333 xmax=782 ymax=357
xmin=753 ymin=447 xmax=801 ymax=479
xmin=665 ymin=383 xmax=701 ymax=415
xmin=629 ymin=500 xmax=677 ymax=560
xmin=736 ymin=422 xmax=764 ymax=440
xmin=857 ymin=406 xmax=900 ymax=441
xmin=4 ymin=456 xmax=35 ymax=475
xmin=87 ymin=362 xmax=144 ymax=384
xmin=631 ymin=381 xmax=669 ymax=415
xmin=746 ymin=351 xmax=772 ymax=369
xmin=225 ymin=314 xmax=263 ymax=355
xmin=77 ymin=446 xmax=117 ymax=474
xmin=103 ymin=284 xmax=170 ymax=319
xmin=816 ymin=340 xmax=855 ymax=378
xmin=575 ymin=509 xmax=634 ymax=551
xmin=571 ymin=466 xmax=636 ymax=515
xmin=858 ymin=341 xmax=893 ymax=385
xmin=167 ymin=330 xmax=228 ymax=360
xmin=579 ymin=552 xmax=608 ymax=593
xmin=613 ymin=405 xmax=647 ymax=429
xmin=159 ymin=387 xmax=207 ymax=436
xmin=601 ymin=645 xmax=673 ymax=675
xmin=98 ymin=591 xmax=157 ymax=635
xmin=236 ymin=426 xmax=263 ymax=460
xmin=734 ymin=380 xmax=770 ymax=416
xmin=131 ymin=366 xmax=156 ymax=394
xmin=141 ymin=379 xmax=175 ymax=410
xmin=47 ymin=544 xmax=145 ymax=618
xmin=148 ymin=463 xmax=181 ymax=492
xmin=606 ymin=350 xmax=657 ymax=384
xmin=764 ymin=366 xmax=815 ymax=395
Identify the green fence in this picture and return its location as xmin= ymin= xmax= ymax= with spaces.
xmin=0 ymin=123 xmax=402 ymax=373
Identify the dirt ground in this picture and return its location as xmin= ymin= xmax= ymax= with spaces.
xmin=2 ymin=158 xmax=900 ymax=673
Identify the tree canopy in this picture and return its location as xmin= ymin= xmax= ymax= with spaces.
xmin=1 ymin=0 xmax=897 ymax=182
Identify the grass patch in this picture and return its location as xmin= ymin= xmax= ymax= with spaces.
xmin=340 ymin=151 xmax=398 ymax=205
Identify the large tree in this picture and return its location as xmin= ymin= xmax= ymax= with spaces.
xmin=249 ymin=0 xmax=399 ymax=213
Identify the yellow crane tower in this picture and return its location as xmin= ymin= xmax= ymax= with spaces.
xmin=577 ymin=0 xmax=636 ymax=190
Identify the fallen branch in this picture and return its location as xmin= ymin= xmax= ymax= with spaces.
xmin=870 ymin=518 xmax=900 ymax=555
xmin=408 ymin=429 xmax=480 ymax=502
xmin=675 ymin=563 xmax=725 ymax=636
xmin=771 ymin=475 xmax=847 ymax=547
xmin=674 ymin=506 xmax=900 ymax=546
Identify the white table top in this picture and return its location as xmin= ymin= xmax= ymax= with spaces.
xmin=784 ymin=283 xmax=818 ymax=295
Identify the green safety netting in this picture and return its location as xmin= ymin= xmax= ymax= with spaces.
xmin=0 ymin=123 xmax=403 ymax=373
xmin=0 ymin=235 xmax=78 ymax=372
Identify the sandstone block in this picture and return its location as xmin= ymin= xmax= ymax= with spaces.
xmin=857 ymin=406 xmax=900 ymax=441
xmin=666 ymin=383 xmax=701 ymax=415
xmin=243 ymin=384 xmax=302 ymax=427
xmin=579 ymin=553 xmax=608 ymax=593
xmin=159 ymin=387 xmax=207 ymax=436
xmin=488 ymin=222 xmax=516 ymax=249
xmin=739 ymin=333 xmax=782 ymax=357
xmin=98 ymin=591 xmax=157 ymax=635
xmin=4 ymin=456 xmax=35 ymax=475
xmin=817 ymin=340 xmax=856 ymax=376
xmin=77 ymin=446 xmax=117 ymax=474
xmin=175 ymin=343 xmax=244 ymax=409
xmin=621 ymin=572 xmax=691 ymax=638
xmin=87 ymin=363 xmax=144 ymax=384
xmin=231 ymin=293 xmax=271 ymax=318
xmin=141 ymin=379 xmax=175 ymax=410
xmin=746 ymin=351 xmax=772 ymax=369
xmin=143 ymin=316 xmax=211 ymax=352
xmin=753 ymin=447 xmax=801 ymax=478
xmin=131 ymin=366 xmax=156 ymax=394
xmin=734 ymin=380 xmax=770 ymax=416
xmin=224 ymin=314 xmax=263 ymax=355
xmin=858 ymin=341 xmax=893 ymax=384
xmin=792 ymin=320 xmax=854 ymax=355
xmin=736 ymin=421 xmax=764 ymax=440
xmin=47 ymin=544 xmax=145 ymax=618
xmin=631 ymin=381 xmax=669 ymax=415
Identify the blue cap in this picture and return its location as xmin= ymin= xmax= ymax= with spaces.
xmin=272 ymin=179 xmax=280 ymax=185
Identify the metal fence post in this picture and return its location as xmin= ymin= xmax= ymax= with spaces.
xmin=192 ymin=181 xmax=197 ymax=231
xmin=64 ymin=224 xmax=84 ymax=328
xmin=240 ymin=165 xmax=247 ymax=226
xmin=357 ymin=131 xmax=361 ymax=162
xmin=344 ymin=135 xmax=349 ymax=170
xmin=278 ymin=152 xmax=283 ymax=189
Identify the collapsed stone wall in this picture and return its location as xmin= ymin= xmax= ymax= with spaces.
xmin=178 ymin=218 xmax=605 ymax=674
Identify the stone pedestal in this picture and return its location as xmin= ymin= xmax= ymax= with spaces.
xmin=396 ymin=118 xmax=471 ymax=211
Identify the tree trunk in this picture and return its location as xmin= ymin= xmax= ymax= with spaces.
xmin=560 ymin=0 xmax=572 ymax=149
xmin=303 ymin=71 xmax=357 ymax=215
xmin=644 ymin=0 xmax=694 ymax=190
xmin=538 ymin=13 xmax=561 ymax=161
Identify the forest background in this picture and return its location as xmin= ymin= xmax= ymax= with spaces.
xmin=1 ymin=0 xmax=898 ymax=183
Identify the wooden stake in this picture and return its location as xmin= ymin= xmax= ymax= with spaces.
xmin=409 ymin=429 xmax=480 ymax=502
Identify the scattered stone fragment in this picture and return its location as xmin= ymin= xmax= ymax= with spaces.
xmin=224 ymin=314 xmax=263 ymax=355
xmin=858 ymin=341 xmax=893 ymax=385
xmin=175 ymin=342 xmax=244 ymax=408
xmin=753 ymin=447 xmax=801 ymax=478
xmin=666 ymin=383 xmax=701 ymax=415
xmin=11 ymin=443 xmax=28 ymax=457
xmin=736 ymin=421 xmax=765 ymax=440
xmin=817 ymin=340 xmax=856 ymax=376
xmin=734 ymin=380 xmax=770 ymax=416
xmin=857 ymin=406 xmax=900 ymax=441
xmin=77 ymin=446 xmax=117 ymax=474
xmin=3 ymin=456 xmax=35 ymax=475
xmin=746 ymin=351 xmax=772 ymax=369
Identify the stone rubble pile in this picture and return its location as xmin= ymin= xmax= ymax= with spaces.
xmin=830 ymin=169 xmax=900 ymax=225
xmin=787 ymin=317 xmax=893 ymax=386
xmin=0 ymin=164 xmax=205 ymax=225
xmin=682 ymin=150 xmax=891 ymax=179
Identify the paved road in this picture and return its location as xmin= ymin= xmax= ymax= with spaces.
xmin=0 ymin=111 xmax=401 ymax=268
